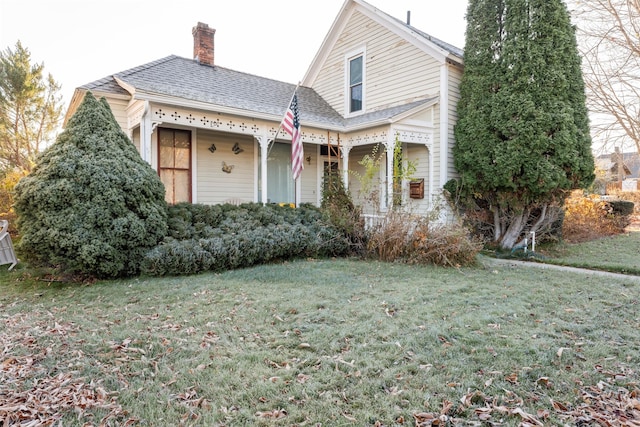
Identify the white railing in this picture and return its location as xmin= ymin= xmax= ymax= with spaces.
xmin=361 ymin=214 xmax=387 ymax=230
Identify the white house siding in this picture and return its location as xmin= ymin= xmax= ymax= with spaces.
xmin=446 ymin=65 xmax=463 ymax=181
xmin=405 ymin=144 xmax=430 ymax=212
xmin=103 ymin=98 xmax=130 ymax=133
xmin=313 ymin=10 xmax=441 ymax=116
xmin=431 ymin=105 xmax=442 ymax=189
xmin=195 ymin=130 xmax=255 ymax=204
xmin=131 ymin=127 xmax=140 ymax=152
xmin=300 ymin=142 xmax=319 ymax=205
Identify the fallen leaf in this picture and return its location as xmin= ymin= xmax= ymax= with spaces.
xmin=535 ymin=378 xmax=552 ymax=390
xmin=557 ymin=347 xmax=569 ymax=358
xmin=342 ymin=412 xmax=357 ymax=421
xmin=505 ymin=373 xmax=518 ymax=384
xmin=255 ymin=408 xmax=287 ymax=419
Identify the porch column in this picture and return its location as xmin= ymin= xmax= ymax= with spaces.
xmin=140 ymin=101 xmax=152 ymax=165
xmin=340 ymin=144 xmax=352 ymax=190
xmin=384 ymin=135 xmax=395 ymax=210
xmin=426 ymin=142 xmax=434 ymax=209
xmin=256 ymin=136 xmax=271 ymax=205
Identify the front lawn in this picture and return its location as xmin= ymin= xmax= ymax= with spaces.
xmin=2 ymin=259 xmax=639 ymax=425
xmin=542 ymin=231 xmax=640 ymax=275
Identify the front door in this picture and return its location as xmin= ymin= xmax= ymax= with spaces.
xmin=158 ymin=128 xmax=191 ymax=204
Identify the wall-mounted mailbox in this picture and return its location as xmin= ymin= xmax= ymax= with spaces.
xmin=409 ymin=179 xmax=424 ymax=199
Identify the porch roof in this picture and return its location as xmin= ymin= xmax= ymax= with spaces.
xmin=79 ymin=55 xmax=435 ymax=131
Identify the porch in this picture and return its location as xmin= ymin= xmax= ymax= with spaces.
xmin=128 ymin=102 xmax=437 ymax=213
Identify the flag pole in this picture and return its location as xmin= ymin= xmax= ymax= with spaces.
xmin=276 ymin=82 xmax=303 ymax=206
xmin=270 ymin=82 xmax=301 ymax=156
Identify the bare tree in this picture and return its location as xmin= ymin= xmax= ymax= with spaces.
xmin=569 ymin=0 xmax=640 ymax=155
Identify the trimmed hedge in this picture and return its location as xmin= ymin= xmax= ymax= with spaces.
xmin=142 ymin=203 xmax=350 ymax=276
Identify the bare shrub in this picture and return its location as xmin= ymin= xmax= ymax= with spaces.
xmin=409 ymin=222 xmax=483 ymax=267
xmin=366 ymin=211 xmax=414 ymax=262
xmin=562 ymin=191 xmax=625 ymax=243
xmin=366 ymin=212 xmax=481 ymax=267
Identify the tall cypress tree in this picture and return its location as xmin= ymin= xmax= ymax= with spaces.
xmin=14 ymin=92 xmax=168 ymax=278
xmin=452 ymin=0 xmax=594 ymax=249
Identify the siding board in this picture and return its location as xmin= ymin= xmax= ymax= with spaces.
xmin=314 ymin=10 xmax=443 ymax=116
xmin=196 ymin=130 xmax=255 ymax=204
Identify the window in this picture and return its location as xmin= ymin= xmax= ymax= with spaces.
xmin=158 ymin=128 xmax=191 ymax=204
xmin=320 ymin=144 xmax=340 ymax=157
xmin=349 ymin=55 xmax=363 ymax=113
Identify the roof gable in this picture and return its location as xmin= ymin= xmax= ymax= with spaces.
xmin=302 ymin=0 xmax=463 ymax=86
xmin=67 ymin=0 xmax=462 ymax=131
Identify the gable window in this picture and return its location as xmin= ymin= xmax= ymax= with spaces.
xmin=348 ymin=55 xmax=363 ymax=113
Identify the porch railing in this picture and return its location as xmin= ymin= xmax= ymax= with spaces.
xmin=361 ymin=214 xmax=387 ymax=230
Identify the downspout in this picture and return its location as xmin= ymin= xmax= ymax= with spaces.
xmin=140 ymin=101 xmax=153 ymax=165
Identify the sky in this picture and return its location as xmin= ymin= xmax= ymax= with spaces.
xmin=0 ymin=0 xmax=468 ymax=112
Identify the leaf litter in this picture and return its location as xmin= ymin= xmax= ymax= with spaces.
xmin=1 ymin=311 xmax=133 ymax=426
xmin=3 ymin=279 xmax=640 ymax=426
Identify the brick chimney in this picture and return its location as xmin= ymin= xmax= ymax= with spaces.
xmin=192 ymin=22 xmax=215 ymax=66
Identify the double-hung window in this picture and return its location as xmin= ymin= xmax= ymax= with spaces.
xmin=348 ymin=53 xmax=364 ymax=114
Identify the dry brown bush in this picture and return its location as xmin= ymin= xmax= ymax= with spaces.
xmin=408 ymin=222 xmax=482 ymax=267
xmin=366 ymin=212 xmax=481 ymax=267
xmin=0 ymin=169 xmax=28 ymax=235
xmin=562 ymin=191 xmax=627 ymax=243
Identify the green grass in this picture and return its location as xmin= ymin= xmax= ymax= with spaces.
xmin=2 ymin=258 xmax=639 ymax=426
xmin=540 ymin=231 xmax=640 ymax=275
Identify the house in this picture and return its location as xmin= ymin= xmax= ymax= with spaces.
xmin=64 ymin=0 xmax=464 ymax=216
xmin=595 ymin=147 xmax=640 ymax=192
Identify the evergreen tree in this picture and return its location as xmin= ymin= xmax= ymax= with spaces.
xmin=452 ymin=0 xmax=594 ymax=249
xmin=0 ymin=41 xmax=62 ymax=173
xmin=14 ymin=92 xmax=168 ymax=278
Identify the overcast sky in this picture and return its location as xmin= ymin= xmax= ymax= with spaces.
xmin=0 ymin=0 xmax=468 ymax=111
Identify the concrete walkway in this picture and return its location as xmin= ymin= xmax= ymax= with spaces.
xmin=480 ymin=255 xmax=640 ymax=283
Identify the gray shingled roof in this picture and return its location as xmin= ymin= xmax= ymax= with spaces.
xmin=79 ymin=55 xmax=436 ymax=129
xmin=82 ymin=55 xmax=345 ymax=127
xmin=345 ymin=98 xmax=437 ymax=127
xmin=410 ymin=27 xmax=464 ymax=58
xmin=383 ymin=12 xmax=464 ymax=58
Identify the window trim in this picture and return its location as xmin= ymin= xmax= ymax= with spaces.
xmin=344 ymin=47 xmax=366 ymax=116
xmin=157 ymin=127 xmax=192 ymax=204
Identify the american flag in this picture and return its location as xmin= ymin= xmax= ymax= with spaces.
xmin=281 ymin=93 xmax=303 ymax=180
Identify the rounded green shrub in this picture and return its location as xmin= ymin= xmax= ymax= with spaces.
xmin=13 ymin=92 xmax=168 ymax=278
